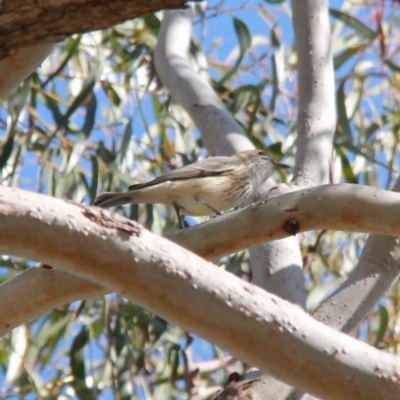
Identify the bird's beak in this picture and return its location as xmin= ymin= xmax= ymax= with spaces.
xmin=272 ymin=160 xmax=290 ymax=169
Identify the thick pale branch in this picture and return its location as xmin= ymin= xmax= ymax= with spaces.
xmin=0 ymin=0 xmax=193 ymax=61
xmin=177 ymin=183 xmax=400 ymax=258
xmin=154 ymin=9 xmax=253 ymax=155
xmin=292 ymin=0 xmax=336 ymax=186
xmin=315 ymin=234 xmax=400 ymax=331
xmin=250 ymin=184 xmax=306 ymax=308
xmin=249 ymin=237 xmax=305 ymax=306
xmin=0 ymin=186 xmax=399 ymax=399
xmin=2 ymin=183 xmax=400 ymax=334
xmin=0 ymin=266 xmax=105 ymax=333
xmin=314 ymin=177 xmax=400 ymax=332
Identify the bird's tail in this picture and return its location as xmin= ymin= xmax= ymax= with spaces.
xmin=94 ymin=192 xmax=138 ymax=209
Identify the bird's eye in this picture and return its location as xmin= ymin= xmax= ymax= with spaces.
xmin=258 ymin=151 xmax=265 ymax=156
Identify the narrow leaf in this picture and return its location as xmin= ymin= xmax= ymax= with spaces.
xmin=219 ymin=18 xmax=251 ymax=85
xmin=0 ymin=132 xmax=14 ymax=171
xmin=374 ymin=305 xmax=389 ymax=348
xmin=336 ymin=81 xmax=352 ymax=140
xmin=89 ymin=155 xmax=98 ymax=202
xmin=330 ymin=8 xmax=378 ymax=41
xmin=334 ymin=45 xmax=366 ymax=70
xmin=336 ymin=146 xmax=358 ymax=184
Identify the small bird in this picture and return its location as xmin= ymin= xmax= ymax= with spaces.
xmin=94 ymin=149 xmax=289 ymax=228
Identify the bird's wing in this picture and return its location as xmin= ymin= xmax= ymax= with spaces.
xmin=128 ymin=156 xmax=237 ymax=190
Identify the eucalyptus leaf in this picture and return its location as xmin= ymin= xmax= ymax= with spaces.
xmin=330 ymin=8 xmax=378 ymax=41
xmin=219 ymin=18 xmax=251 ymax=85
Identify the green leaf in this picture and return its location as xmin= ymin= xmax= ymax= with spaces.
xmin=335 ymin=91 xmax=389 ymax=170
xmin=70 ymin=327 xmax=97 ymax=400
xmin=62 ymin=49 xmax=105 ymax=124
xmin=365 ymin=122 xmax=381 ymax=140
xmin=8 ymin=79 xmax=31 ymax=119
xmin=143 ymin=13 xmax=161 ymax=33
xmin=0 ymin=132 xmax=15 ymax=171
xmin=47 ymin=154 xmax=56 ymax=196
xmin=219 ymin=18 xmax=251 ymax=85
xmin=268 ymin=142 xmax=283 ymax=157
xmin=26 ymin=313 xmax=71 ymax=365
xmin=385 ymin=58 xmax=400 ymax=73
xmin=81 ymin=93 xmax=97 ymax=137
xmin=43 ymin=87 xmax=64 ymax=125
xmin=168 ymin=344 xmax=180 ymax=383
xmin=41 ymin=35 xmax=82 ymax=87
xmin=119 ymin=120 xmax=133 ymax=165
xmin=89 ymin=155 xmax=98 ymax=202
xmin=270 ymin=29 xmax=280 ymax=113
xmin=374 ymin=305 xmax=389 ymax=348
xmin=112 ymin=317 xmax=126 ymax=356
xmin=145 ymin=203 xmax=154 ymax=229
xmin=336 ymin=81 xmax=352 ymax=140
xmin=230 ymin=85 xmax=261 ymax=134
xmin=330 ymin=8 xmax=378 ymax=41
xmin=334 ymin=44 xmax=366 ymax=70
xmin=102 ymin=81 xmax=121 ymax=106
xmin=231 ymin=85 xmax=256 ymax=113
xmin=97 ymin=141 xmax=116 ymax=165
xmin=66 ymin=133 xmax=87 ymax=173
xmin=336 ymin=146 xmax=358 ymax=184
xmin=233 ymin=17 xmax=252 ymax=59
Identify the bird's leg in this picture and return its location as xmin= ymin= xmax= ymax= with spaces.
xmin=194 ymin=197 xmax=221 ymax=216
xmin=173 ymin=203 xmax=184 ymax=229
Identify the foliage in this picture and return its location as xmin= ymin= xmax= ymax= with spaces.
xmin=0 ymin=0 xmax=399 ymax=398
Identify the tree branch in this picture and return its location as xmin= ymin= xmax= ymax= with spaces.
xmin=2 ymin=183 xmax=400 ymax=336
xmin=0 ymin=0 xmax=194 ymax=61
xmin=249 ymin=236 xmax=306 ymax=306
xmin=241 ymin=3 xmax=337 ymax=396
xmin=154 ymin=9 xmax=254 ymax=155
xmin=176 ymin=183 xmax=400 ymax=258
xmin=292 ymin=0 xmax=336 ymax=186
xmin=0 ymin=186 xmax=399 ymax=399
xmin=314 ymin=177 xmax=400 ymax=332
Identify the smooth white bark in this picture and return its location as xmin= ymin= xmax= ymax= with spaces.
xmin=0 ymin=266 xmax=105 ymax=335
xmin=314 ymin=177 xmax=400 ymax=332
xmin=176 ymin=183 xmax=400 ymax=258
xmin=245 ymin=5 xmax=337 ymax=397
xmin=154 ymin=9 xmax=253 ymax=156
xmin=2 ymin=183 xmax=400 ymax=336
xmin=0 ymin=187 xmax=400 ymax=399
xmin=292 ymin=0 xmax=336 ymax=186
xmin=249 ymin=236 xmax=306 ymax=306
xmin=250 ymin=0 xmax=339 ymax=320
xmin=250 ymin=183 xmax=306 ymax=308
xmin=315 ymin=234 xmax=400 ymax=330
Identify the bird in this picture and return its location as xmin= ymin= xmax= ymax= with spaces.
xmin=94 ymin=149 xmax=289 ymax=228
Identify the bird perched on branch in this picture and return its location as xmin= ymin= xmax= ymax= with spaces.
xmin=94 ymin=149 xmax=289 ymax=228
